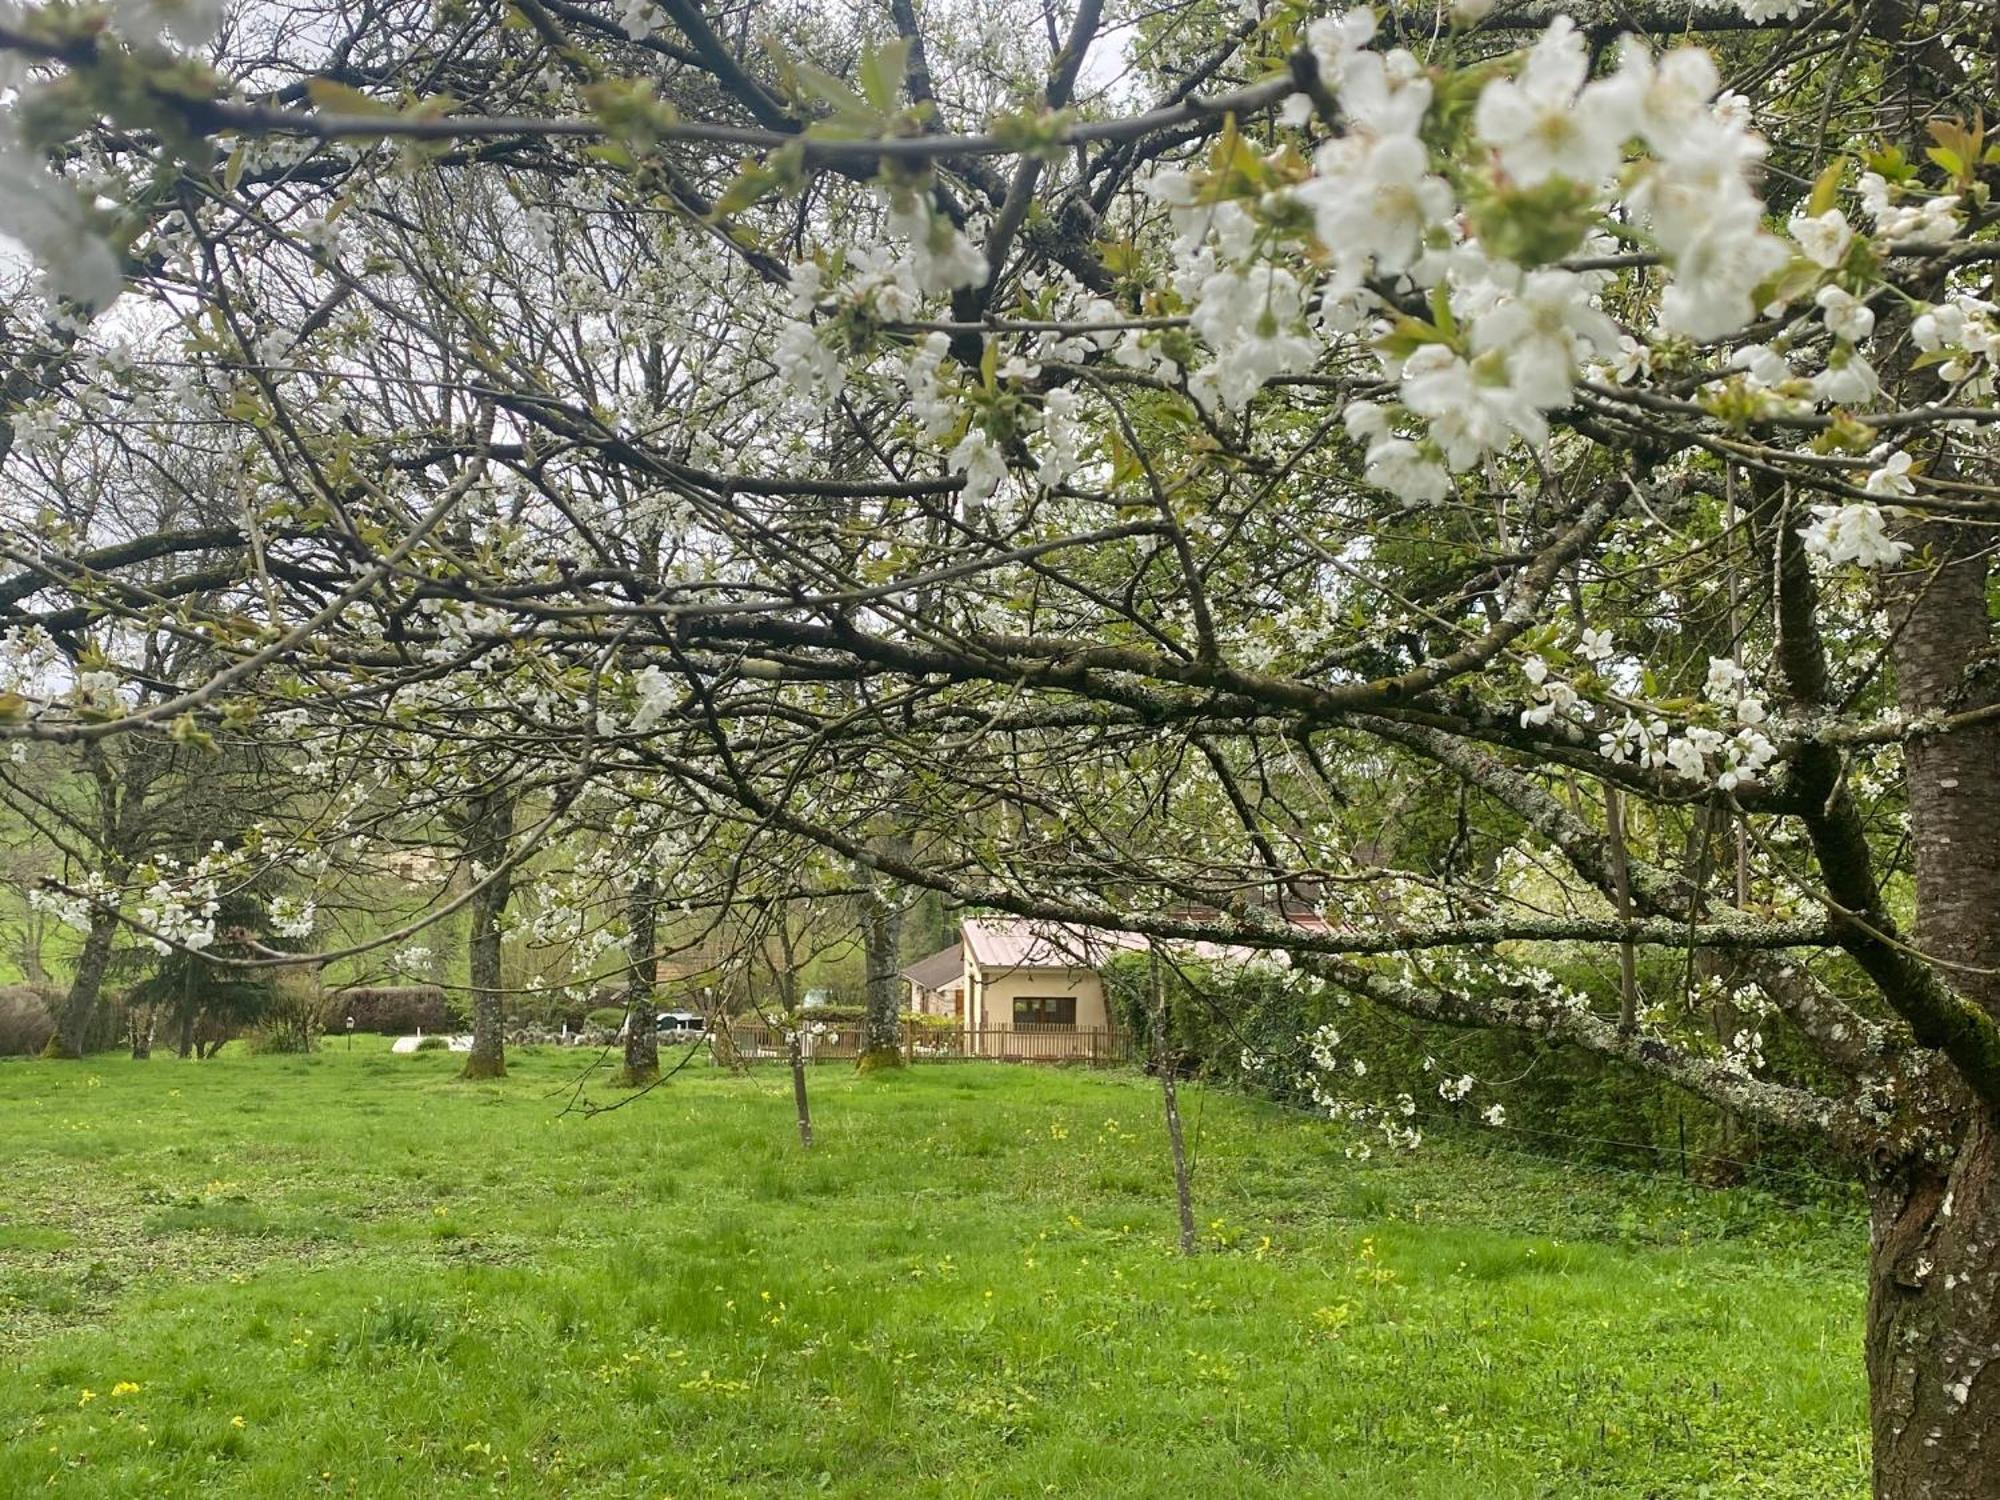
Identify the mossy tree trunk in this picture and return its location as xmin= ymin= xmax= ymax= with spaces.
xmin=458 ymin=785 xmax=514 ymax=1082
xmin=856 ymin=870 xmax=903 ymax=1072
xmin=1859 ymin=30 xmax=2000 ymax=1492
xmin=1867 ymin=517 xmax=2000 ymax=1500
xmin=47 ymin=909 xmax=118 ymax=1060
xmin=48 ymin=738 xmax=131 ymax=1062
xmin=1868 ymin=1123 xmax=2000 ymax=1500
xmin=617 ymin=872 xmax=660 ymax=1087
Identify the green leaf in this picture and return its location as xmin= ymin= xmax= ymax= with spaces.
xmin=857 ymin=39 xmax=912 ymax=115
xmin=1104 ymin=428 xmax=1143 ymax=491
xmin=584 ymin=78 xmax=681 ymax=148
xmin=713 ymin=163 xmax=775 ymax=217
xmin=305 ymin=80 xmax=394 ymax=117
xmin=1863 ymin=143 xmax=1916 ymax=183
xmin=992 ymin=107 xmax=1074 ymax=160
xmin=170 ymin=713 xmax=215 ymax=751
xmin=1374 ymin=315 xmax=1457 ymax=362
xmin=1926 ymin=117 xmax=1982 ymax=185
xmin=1095 ymin=239 xmax=1140 ymax=277
xmin=1925 ymin=146 xmax=1966 ymax=181
xmin=794 ymin=61 xmax=881 ymax=127
xmin=1805 ymin=156 xmax=1846 ymax=216
xmin=709 ymin=142 xmax=806 ymax=219
xmin=1427 ymin=284 xmax=1457 ymax=341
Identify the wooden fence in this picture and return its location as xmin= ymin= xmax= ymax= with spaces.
xmin=722 ymin=1022 xmax=1134 ymax=1067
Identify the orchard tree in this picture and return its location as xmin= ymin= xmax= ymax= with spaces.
xmin=2 ymin=1 xmax=1999 ymax=1492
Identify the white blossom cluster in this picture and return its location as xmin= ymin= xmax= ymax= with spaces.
xmin=882 ymin=192 xmax=989 ymax=298
xmin=1128 ymin=14 xmax=1808 ymax=506
xmin=0 ymin=0 xmax=229 ymax=310
xmin=27 ymin=870 xmax=118 ymax=932
xmin=628 ymin=664 xmax=675 ymax=734
xmin=1529 ymin=650 xmax=1780 ymax=792
xmin=1292 ymin=1021 xmax=1522 ymax=1154
xmin=133 ymin=846 xmax=233 ymax=954
xmin=0 ymin=626 xmax=59 ymax=701
xmin=1799 ymin=493 xmax=1912 ymax=571
xmin=772 ymin=264 xmax=847 ymax=413
xmin=391 ymin=944 xmax=435 ymax=976
xmin=267 ymin=895 xmax=318 ymax=941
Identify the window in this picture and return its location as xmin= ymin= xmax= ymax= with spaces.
xmin=1013 ymin=994 xmax=1077 ymax=1028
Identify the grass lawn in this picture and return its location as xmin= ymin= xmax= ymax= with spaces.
xmin=0 ymin=1049 xmax=1865 ymax=1497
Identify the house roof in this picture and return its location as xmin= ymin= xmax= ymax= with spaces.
xmin=654 ymin=950 xmax=721 ymax=983
xmin=961 ymin=913 xmax=1322 ymax=973
xmin=961 ymin=918 xmax=1135 ymax=971
xmin=900 ymin=942 xmax=964 ymax=990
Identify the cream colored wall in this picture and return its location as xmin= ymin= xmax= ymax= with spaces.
xmin=968 ymin=964 xmax=1110 ymax=1030
xmin=906 ymin=980 xmax=963 ymax=1018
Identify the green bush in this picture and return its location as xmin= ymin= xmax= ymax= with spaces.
xmin=794 ymin=1002 xmax=865 ymax=1023
xmin=245 ymin=969 xmax=328 ymax=1055
xmin=414 ymin=1035 xmax=449 ymax=1052
xmin=1105 ymin=948 xmax=1847 ymax=1194
xmin=585 ymin=1006 xmax=627 ymax=1030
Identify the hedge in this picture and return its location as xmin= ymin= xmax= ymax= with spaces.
xmin=327 ymin=986 xmax=457 ymax=1034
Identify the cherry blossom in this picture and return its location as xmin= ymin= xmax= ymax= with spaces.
xmin=1799 ymin=502 xmax=1910 ymax=569
xmin=1789 ymin=208 xmax=1854 ymax=269
xmin=1473 ymin=19 xmax=1625 ymax=188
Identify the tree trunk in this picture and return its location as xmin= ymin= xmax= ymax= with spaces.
xmin=458 ymin=786 xmax=514 ymax=1082
xmin=1867 ymin=1121 xmax=2000 ymax=1500
xmin=1872 ymin=505 xmax=2000 ymax=1495
xmin=18 ymin=910 xmax=49 ymax=986
xmin=788 ymin=1026 xmax=814 ymax=1149
xmin=1892 ymin=526 xmax=2000 ymax=1017
xmin=770 ymin=925 xmax=813 ymax=1145
xmin=856 ymin=875 xmax=904 ymax=1072
xmin=45 ymin=909 xmax=117 ymax=1060
xmin=707 ymin=1001 xmax=745 ymax=1073
xmin=617 ymin=873 xmax=660 ymax=1087
xmin=461 ymin=885 xmax=508 ymax=1079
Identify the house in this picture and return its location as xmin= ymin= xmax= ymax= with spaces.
xmin=900 ymin=920 xmax=1120 ymax=1056
xmin=901 ymin=942 xmax=964 ymax=1018
xmin=958 ymin=918 xmax=1127 ymax=1035
xmin=900 ymin=912 xmax=1318 ymax=1059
